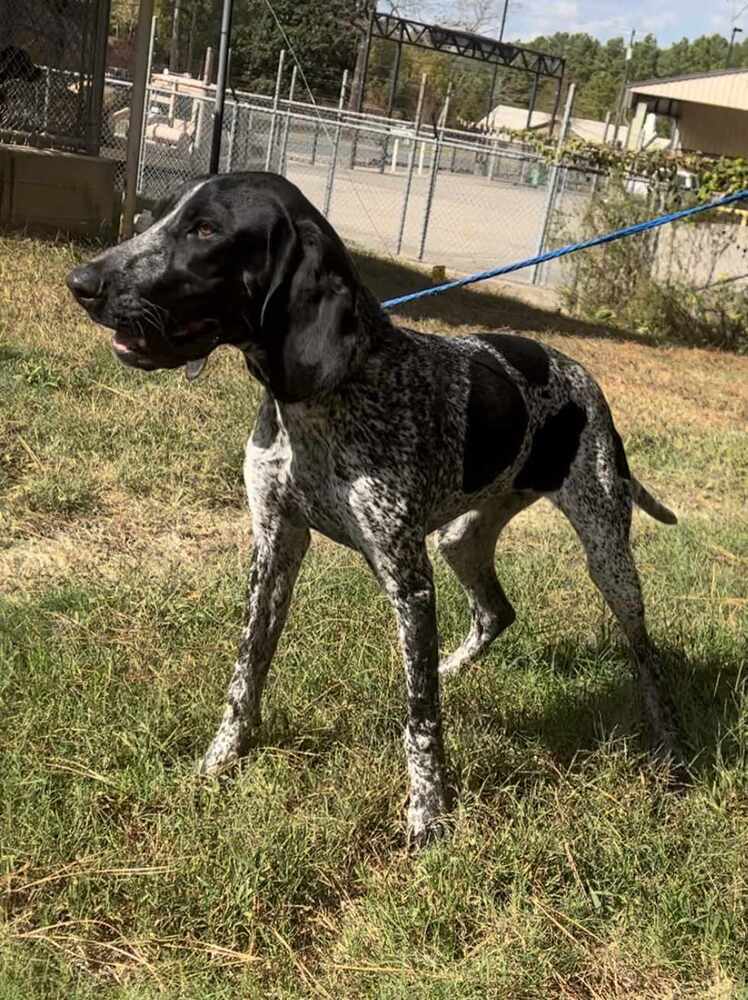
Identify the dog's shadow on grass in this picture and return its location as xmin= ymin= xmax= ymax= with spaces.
xmin=447 ymin=638 xmax=746 ymax=796
xmin=353 ymin=250 xmax=655 ymax=346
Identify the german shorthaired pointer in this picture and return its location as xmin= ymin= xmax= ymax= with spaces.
xmin=67 ymin=173 xmax=682 ymax=846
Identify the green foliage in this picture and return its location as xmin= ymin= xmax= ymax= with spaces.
xmin=230 ymin=0 xmax=362 ymax=100
xmin=559 ymin=182 xmax=748 ymax=352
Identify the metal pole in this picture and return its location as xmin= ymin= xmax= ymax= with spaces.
xmin=382 ymin=40 xmax=403 ymax=174
xmin=498 ymin=0 xmax=509 ymax=41
xmin=727 ymin=27 xmax=743 ymax=68
xmin=208 ymin=0 xmax=234 ymax=174
xmin=386 ymin=41 xmax=402 ymax=119
xmin=526 ymin=71 xmax=539 ymax=129
xmin=532 ymin=82 xmax=575 ymax=285
xmin=487 ymin=134 xmax=498 ymax=181
xmin=591 ymin=110 xmax=611 ymax=195
xmin=485 ymin=63 xmax=499 ymax=123
xmin=278 ymin=64 xmax=297 ymax=177
xmin=323 ymin=69 xmax=348 ymax=217
xmin=226 ymin=97 xmax=237 ymax=171
xmin=88 ymin=0 xmax=111 ymax=153
xmin=601 ymin=109 xmax=612 ymax=144
xmin=136 ymin=15 xmax=157 ymax=195
xmin=193 ymin=48 xmax=213 ymax=170
xmin=186 ymin=2 xmax=197 ymax=75
xmin=349 ymin=8 xmax=374 ymax=169
xmin=170 ymin=0 xmax=182 ymax=72
xmin=549 ymin=74 xmax=563 ymax=137
xmin=612 ymin=29 xmax=635 ymax=147
xmin=43 ymin=67 xmax=51 ymax=132
xmin=264 ymin=49 xmax=285 ymax=172
xmin=122 ymin=0 xmax=155 ymax=239
xmin=418 ymin=85 xmax=451 ymax=261
xmin=355 ymin=8 xmax=374 ymax=112
xmin=204 ymin=46 xmax=214 ymax=83
xmin=395 ymin=72 xmax=426 ymax=255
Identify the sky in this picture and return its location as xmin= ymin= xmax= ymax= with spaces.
xmin=420 ymin=0 xmax=748 ymax=45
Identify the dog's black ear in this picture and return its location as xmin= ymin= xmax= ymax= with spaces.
xmin=260 ymin=214 xmax=359 ymax=403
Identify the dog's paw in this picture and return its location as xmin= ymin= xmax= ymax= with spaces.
xmin=438 ymin=650 xmax=469 ymax=677
xmin=197 ymin=725 xmax=252 ymax=778
xmin=406 ymin=813 xmax=451 ymax=851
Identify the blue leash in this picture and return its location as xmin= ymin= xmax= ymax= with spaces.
xmin=380 ymin=188 xmax=748 ymax=310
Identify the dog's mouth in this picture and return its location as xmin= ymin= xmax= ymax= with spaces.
xmin=111 ymin=318 xmax=222 ymax=370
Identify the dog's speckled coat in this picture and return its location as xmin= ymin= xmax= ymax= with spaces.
xmin=67 ymin=172 xmax=681 ymax=846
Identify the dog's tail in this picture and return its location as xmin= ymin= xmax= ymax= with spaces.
xmin=631 ymin=478 xmax=677 ymax=525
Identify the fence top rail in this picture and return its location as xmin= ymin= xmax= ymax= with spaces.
xmin=104 ymin=73 xmax=543 ymax=154
xmin=132 ymin=84 xmax=541 ymax=162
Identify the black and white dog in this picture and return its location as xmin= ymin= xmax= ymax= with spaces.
xmin=67 ymin=173 xmax=681 ymax=846
xmin=0 ymin=46 xmax=41 ymax=88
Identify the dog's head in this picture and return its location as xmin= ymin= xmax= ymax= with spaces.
xmin=67 ymin=173 xmax=366 ymax=402
xmin=0 ymin=46 xmax=42 ymax=83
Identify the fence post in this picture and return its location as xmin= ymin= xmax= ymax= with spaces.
xmin=122 ymin=0 xmax=156 ymax=238
xmin=311 ymin=120 xmax=320 ymax=165
xmin=278 ymin=63 xmax=297 ymax=177
xmin=136 ymin=15 xmax=157 ymax=195
xmin=418 ymin=85 xmax=451 ymax=261
xmin=532 ymin=82 xmax=575 ymax=286
xmin=226 ymin=99 xmax=237 ymax=170
xmin=590 ymin=110 xmax=611 ymax=196
xmin=322 ymin=69 xmax=348 ymax=218
xmin=193 ymin=48 xmax=214 ymax=171
xmin=43 ymin=67 xmax=51 ymax=133
xmin=264 ymin=48 xmax=285 ymax=172
xmin=395 ymin=73 xmax=426 ymax=256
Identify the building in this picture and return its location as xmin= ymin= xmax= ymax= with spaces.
xmin=627 ymin=68 xmax=748 ymax=157
xmin=474 ymin=102 xmax=663 ymax=147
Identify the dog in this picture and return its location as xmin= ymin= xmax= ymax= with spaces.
xmin=0 ymin=45 xmax=41 ymax=86
xmin=67 ymin=172 xmax=682 ymax=846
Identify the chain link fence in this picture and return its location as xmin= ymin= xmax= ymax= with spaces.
xmin=99 ymin=75 xmax=565 ymax=284
xmin=0 ymin=0 xmax=108 ymax=154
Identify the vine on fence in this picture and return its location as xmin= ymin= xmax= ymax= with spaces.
xmin=487 ymin=125 xmax=748 ymax=203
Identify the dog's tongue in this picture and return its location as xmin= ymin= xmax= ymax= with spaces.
xmin=184 ymin=357 xmax=208 ymax=381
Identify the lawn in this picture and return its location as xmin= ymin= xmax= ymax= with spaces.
xmin=1 ymin=233 xmax=747 ymax=998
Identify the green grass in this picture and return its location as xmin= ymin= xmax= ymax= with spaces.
xmin=1 ymin=233 xmax=747 ymax=997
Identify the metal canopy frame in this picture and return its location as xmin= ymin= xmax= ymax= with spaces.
xmin=365 ymin=11 xmax=565 ymax=130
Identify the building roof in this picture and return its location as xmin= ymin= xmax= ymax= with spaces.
xmin=476 ymin=103 xmax=551 ymax=131
xmin=628 ymin=68 xmax=748 ymax=113
xmin=475 ymin=103 xmax=650 ymax=145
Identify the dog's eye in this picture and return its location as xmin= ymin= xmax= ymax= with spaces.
xmin=196 ymin=222 xmax=216 ymax=240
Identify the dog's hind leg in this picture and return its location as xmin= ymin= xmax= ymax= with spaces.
xmin=437 ymin=494 xmax=536 ymax=676
xmin=554 ymin=474 xmax=684 ymax=768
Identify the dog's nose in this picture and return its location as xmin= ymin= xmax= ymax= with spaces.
xmin=67 ymin=264 xmax=103 ymax=302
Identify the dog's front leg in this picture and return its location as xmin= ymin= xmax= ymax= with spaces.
xmin=199 ymin=518 xmax=310 ymax=776
xmin=376 ymin=546 xmax=448 ymax=848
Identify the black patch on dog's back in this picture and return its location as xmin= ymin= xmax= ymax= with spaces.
xmin=475 ymin=333 xmax=550 ymax=387
xmin=463 ymin=350 xmax=528 ymax=493
xmin=514 ymin=401 xmax=587 ymax=492
xmin=612 ymin=426 xmax=631 ymax=479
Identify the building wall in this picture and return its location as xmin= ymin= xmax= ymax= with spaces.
xmin=678 ymin=103 xmax=748 ymax=156
xmin=632 ymin=73 xmax=748 ymax=113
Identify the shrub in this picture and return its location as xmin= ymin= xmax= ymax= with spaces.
xmin=559 ymin=180 xmax=748 ymax=352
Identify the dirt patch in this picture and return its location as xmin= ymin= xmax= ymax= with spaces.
xmin=0 ymin=507 xmax=251 ymax=594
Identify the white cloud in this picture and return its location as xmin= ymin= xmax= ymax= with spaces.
xmin=494 ymin=0 xmax=733 ymax=43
